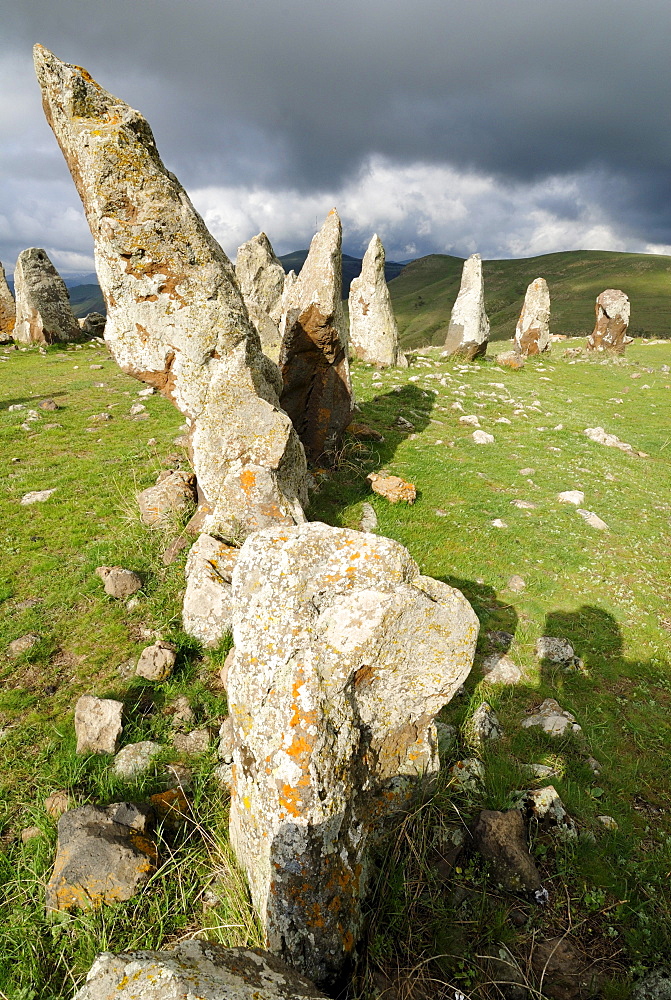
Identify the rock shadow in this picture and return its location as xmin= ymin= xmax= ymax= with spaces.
xmin=0 ymin=389 xmax=68 ymax=411
xmin=542 ymin=604 xmax=623 ymax=668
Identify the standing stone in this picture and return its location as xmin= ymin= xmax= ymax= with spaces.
xmin=443 ymin=254 xmax=489 ymax=359
xmin=278 ymin=210 xmax=353 ymax=463
xmin=228 ymin=522 xmax=478 ymax=985
xmin=13 ymin=248 xmax=81 ymax=345
xmin=348 ymin=234 xmax=406 ymax=368
xmin=587 ymin=289 xmax=631 ymax=353
xmin=236 ymin=232 xmax=285 ymax=363
xmin=0 ymin=260 xmax=16 ymax=341
xmin=514 ymin=277 xmax=551 ymax=355
xmin=34 ymin=46 xmax=307 ymax=542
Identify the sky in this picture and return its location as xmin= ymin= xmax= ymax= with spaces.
xmin=1 ymin=0 xmax=670 ymax=277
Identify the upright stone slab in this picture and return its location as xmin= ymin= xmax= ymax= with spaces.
xmin=443 ymin=253 xmax=489 ymax=359
xmin=348 ymin=234 xmax=406 ymax=368
xmin=34 ymin=46 xmax=307 ymax=542
xmin=514 ymin=277 xmax=551 ymax=355
xmin=586 ymin=289 xmax=631 ymax=353
xmin=0 ymin=260 xmax=16 ymax=341
xmin=13 ymin=248 xmax=81 ymax=345
xmin=236 ymin=232 xmax=285 ymax=363
xmin=228 ymin=522 xmax=479 ymax=985
xmin=278 ymin=210 xmax=353 ymax=463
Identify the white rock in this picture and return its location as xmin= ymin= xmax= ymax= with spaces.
xmin=113 ymin=741 xmax=162 ymax=779
xmin=491 ymin=518 xmax=507 ymax=528
xmin=236 ymin=232 xmax=286 ymax=362
xmin=597 ymin=815 xmax=618 ymax=831
xmin=75 ymin=695 xmax=123 ymax=754
xmin=576 ymin=508 xmax=609 ymax=530
xmin=584 ymin=426 xmax=634 ymax=453
xmin=349 ymin=234 xmax=406 ymax=368
xmin=558 ymin=490 xmax=585 ymax=505
xmin=473 ymin=430 xmax=495 ymax=444
xmin=587 ymin=289 xmax=631 ymax=353
xmin=182 ymin=534 xmax=238 ymax=647
xmin=521 ymin=698 xmax=581 ymax=737
xmin=459 ymin=414 xmax=480 ymax=426
xmin=482 ymin=653 xmax=523 ymax=685
xmin=136 ymin=641 xmax=177 ymax=681
xmin=20 ymin=489 xmax=56 ymax=505
xmin=443 ymin=254 xmax=490 ymax=359
xmin=514 ymin=277 xmax=551 ymax=355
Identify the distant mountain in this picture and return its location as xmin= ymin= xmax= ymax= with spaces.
xmin=388 ymin=249 xmax=671 ymax=349
xmin=68 ymin=283 xmax=106 ymax=319
xmin=278 ymin=251 xmax=406 ymax=298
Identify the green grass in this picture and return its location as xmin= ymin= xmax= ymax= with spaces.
xmin=389 ymin=249 xmax=671 ymax=349
xmin=1 ymin=337 xmax=671 ymax=997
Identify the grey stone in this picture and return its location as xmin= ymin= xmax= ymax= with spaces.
xmin=34 ymin=46 xmax=307 ymax=542
xmin=473 ymin=429 xmax=495 ymax=444
xmin=46 ymin=802 xmax=156 ymax=912
xmin=450 ymin=757 xmax=485 ymax=795
xmin=535 ymin=636 xmax=576 ymax=664
xmin=113 ymin=741 xmax=162 ymax=779
xmin=466 ymin=701 xmax=503 ymax=751
xmin=482 ymin=653 xmax=523 ymax=685
xmin=13 ymin=247 xmax=80 ymax=345
xmin=71 ymin=942 xmax=328 ymax=999
xmin=359 ymin=501 xmax=378 ymax=532
xmin=516 ymin=785 xmax=578 ymax=840
xmin=137 ymin=469 xmax=196 ymax=527
xmin=576 ymin=508 xmax=609 ymax=531
xmin=135 ymin=641 xmax=177 ymax=681
xmin=7 ymin=633 xmax=41 ymax=657
xmin=443 ymin=254 xmax=489 ymax=359
xmin=521 ymin=698 xmax=581 ymax=737
xmin=236 ymin=232 xmax=285 ymax=363
xmin=218 ymin=716 xmax=234 ymax=763
xmin=506 ymin=574 xmax=526 ymax=591
xmin=20 ymin=489 xmax=55 ymax=505
xmin=182 ymin=534 xmax=238 ymax=647
xmin=349 ymin=234 xmax=406 ymax=368
xmin=632 ymin=969 xmax=671 ymax=1000
xmin=75 ymin=695 xmax=123 ymax=754
xmin=172 ymin=729 xmax=210 ymax=754
xmin=96 ymin=566 xmax=142 ymax=599
xmin=80 ymin=312 xmax=106 ymax=338
xmin=514 ymin=277 xmax=550 ymax=356
xmin=474 ymin=809 xmax=542 ymax=892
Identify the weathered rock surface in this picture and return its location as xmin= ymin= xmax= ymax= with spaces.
xmin=496 ymin=350 xmax=525 ymax=369
xmin=227 ymin=521 xmax=478 ymax=984
xmin=348 ymin=234 xmax=406 ymax=368
xmin=474 ymin=809 xmax=542 ymax=892
xmin=71 ymin=942 xmax=328 ymax=999
xmin=535 ymin=636 xmax=580 ymax=668
xmin=514 ymin=277 xmax=551 ymax=355
xmin=136 ymin=641 xmax=176 ymax=681
xmin=13 ymin=248 xmax=81 ymax=345
xmin=482 ymin=653 xmax=524 ymax=685
xmin=0 ymin=259 xmax=16 ymax=340
xmin=236 ymin=232 xmax=285 ymax=363
xmin=584 ymin=425 xmax=634 ymax=452
xmin=465 ymin=701 xmax=502 ymax=751
xmin=34 ymin=46 xmax=307 ymax=541
xmin=44 ymin=790 xmax=73 ymax=819
xmin=75 ymin=695 xmax=124 ymax=754
xmin=137 ymin=469 xmax=196 ymax=527
xmin=80 ymin=311 xmax=106 ymax=338
xmin=278 ymin=210 xmax=353 ymax=462
xmin=46 ymin=802 xmax=156 ymax=912
xmin=7 ymin=633 xmax=41 ymax=657
xmin=587 ymin=288 xmax=631 ymax=353
xmin=521 ymin=699 xmax=581 ymax=737
xmin=113 ymin=741 xmax=162 ymax=779
xmin=366 ymin=471 xmax=416 ymax=503
xmin=96 ymin=566 xmax=142 ymax=599
xmin=442 ymin=254 xmax=489 ymax=359
xmin=182 ymin=533 xmax=238 ymax=646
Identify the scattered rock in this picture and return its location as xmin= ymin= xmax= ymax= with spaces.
xmin=466 ymin=702 xmax=503 ymax=750
xmin=511 ymin=500 xmax=536 ymax=510
xmin=346 ymin=421 xmax=384 ymax=441
xmin=487 ymin=630 xmax=514 ymax=651
xmin=20 ymin=489 xmax=56 ymax=505
xmin=70 ymin=942 xmax=328 ymax=1000
xmin=394 ymin=414 xmax=414 ymax=431
xmin=535 ymin=636 xmax=579 ymax=667
xmin=576 ymin=508 xmax=609 ymax=530
xmin=21 ymin=826 xmax=42 ymax=843
xmin=435 ymin=721 xmax=458 ymax=761
xmin=182 ymin=534 xmax=238 ymax=647
xmin=172 ymin=729 xmax=210 ymax=754
xmin=113 ymin=741 xmax=162 ymax=779
xmin=474 ymin=809 xmax=542 ymax=892
xmin=367 ymin=471 xmax=416 ymax=503
xmin=44 ymin=790 xmax=72 ymax=819
xmin=45 ymin=802 xmax=156 ymax=912
xmin=584 ymin=425 xmax=634 ymax=452
xmin=558 ymin=490 xmax=584 ymax=505
xmin=497 ymin=350 xmax=525 ymax=370
xmin=491 ymin=518 xmax=507 ymax=528
xmin=585 ymin=756 xmax=601 ymax=776
xmin=349 ymin=234 xmax=407 ymax=368
xmin=597 ymin=814 xmax=618 ymax=831
xmin=167 ymin=695 xmax=195 ymax=730
xmin=514 ymin=277 xmax=551 ymax=355
xmin=74 ymin=695 xmax=124 ymax=754
xmin=13 ymin=247 xmax=81 ymax=345
xmin=517 ymin=786 xmax=578 ymax=841
xmin=218 ymin=716 xmax=235 ymax=762
xmin=507 ymin=574 xmax=526 ymax=591
xmin=129 ymin=401 xmax=146 ymax=416
xmin=80 ymin=312 xmax=106 ymax=338
xmin=135 ymin=640 xmax=177 ymax=682
xmin=587 ymin=288 xmax=631 ymax=354
xmin=442 ymin=254 xmax=489 ymax=359
xmin=96 ymin=566 xmax=142 ymax=599
xmin=521 ymin=698 xmax=581 ymax=736
xmin=482 ymin=653 xmax=524 ymax=685
xmin=459 ymin=414 xmax=480 ymax=426
xmin=7 ymin=633 xmax=41 ymax=657
xmin=149 ymin=787 xmax=190 ymax=827
xmin=359 ymin=502 xmax=378 ymax=532
xmin=482 ymin=946 xmax=528 ymax=1000
xmin=473 ymin=430 xmax=495 ymax=444
xmin=38 ymin=398 xmax=59 ymax=410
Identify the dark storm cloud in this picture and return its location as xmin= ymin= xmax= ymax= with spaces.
xmin=1 ymin=0 xmax=670 ymax=270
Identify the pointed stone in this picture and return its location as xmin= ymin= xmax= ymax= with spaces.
xmin=278 ymin=210 xmax=353 ymax=463
xmin=348 ymin=234 xmax=406 ymax=368
xmin=514 ymin=277 xmax=551 ymax=355
xmin=0 ymin=260 xmax=16 ymax=341
xmin=236 ymin=232 xmax=285 ymax=362
xmin=13 ymin=248 xmax=80 ymax=345
xmin=587 ymin=289 xmax=631 ymax=353
xmin=442 ymin=253 xmax=489 ymax=359
xmin=34 ymin=45 xmax=307 ymax=542
xmin=228 ymin=522 xmax=478 ymax=985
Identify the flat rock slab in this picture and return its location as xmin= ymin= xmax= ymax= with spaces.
xmin=20 ymin=489 xmax=56 ymax=505
xmin=75 ymin=695 xmax=124 ymax=754
xmin=72 ymin=942 xmax=327 ymax=999
xmin=46 ymin=802 xmax=156 ymax=913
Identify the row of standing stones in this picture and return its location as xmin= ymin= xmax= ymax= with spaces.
xmin=9 ymin=43 xmax=646 ymax=999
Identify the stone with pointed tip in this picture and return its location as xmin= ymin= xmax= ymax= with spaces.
xmin=236 ymin=232 xmax=285 ymax=362
xmin=514 ymin=277 xmax=551 ymax=356
xmin=443 ymin=254 xmax=489 ymax=359
xmin=348 ymin=234 xmax=407 ymax=368
xmin=13 ymin=248 xmax=80 ymax=345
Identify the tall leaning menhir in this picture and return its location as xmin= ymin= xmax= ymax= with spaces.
xmin=33 ymin=44 xmax=307 ymax=543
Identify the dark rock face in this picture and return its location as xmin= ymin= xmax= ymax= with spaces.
xmin=473 ymin=809 xmax=542 ymax=893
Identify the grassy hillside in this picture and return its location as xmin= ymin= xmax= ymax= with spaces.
xmin=390 ymin=250 xmax=671 ymax=349
xmin=67 ymin=283 xmax=106 ymax=319
xmin=1 ymin=337 xmax=670 ymax=996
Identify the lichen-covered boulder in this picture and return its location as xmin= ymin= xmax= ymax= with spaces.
xmin=137 ymin=469 xmax=196 ymax=527
xmin=227 ymin=522 xmax=478 ymax=985
xmin=13 ymin=247 xmax=81 ymax=345
xmin=182 ymin=533 xmax=238 ymax=646
xmin=278 ymin=210 xmax=353 ymax=463
xmin=587 ymin=288 xmax=631 ymax=353
xmin=34 ymin=46 xmax=307 ymax=542
xmin=72 ymin=942 xmax=328 ymax=999
xmin=514 ymin=277 xmax=551 ymax=355
xmin=443 ymin=253 xmax=489 ymax=359
xmin=0 ymin=259 xmax=16 ymax=341
xmin=349 ymin=234 xmax=406 ymax=368
xmin=236 ymin=232 xmax=285 ymax=363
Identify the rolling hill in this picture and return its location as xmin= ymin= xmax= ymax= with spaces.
xmin=388 ymin=249 xmax=671 ymax=349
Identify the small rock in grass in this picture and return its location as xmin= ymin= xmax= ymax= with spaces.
xmin=20 ymin=489 xmax=55 ymax=505
xmin=435 ymin=508 xmax=448 ymax=517
xmin=585 ymin=756 xmax=601 ymax=776
xmin=96 ymin=566 xmax=142 ymax=599
xmin=346 ymin=421 xmax=384 ymax=441
xmin=495 ymin=416 xmax=512 ymax=424
xmin=491 ymin=518 xmax=507 ymax=528
xmin=44 ymin=790 xmax=72 ymax=819
xmin=394 ymin=415 xmax=414 ymax=431
xmin=473 ymin=429 xmax=494 ymax=444
xmin=576 ymin=508 xmax=609 ymax=530
xmin=511 ymin=500 xmax=536 ymax=510
xmin=528 ymin=763 xmax=559 ymax=780
xmin=74 ymin=695 xmax=123 ymax=754
xmin=487 ymin=629 xmax=514 ymax=651
xmin=7 ymin=633 xmax=41 ymax=657
xmin=137 ymin=469 xmax=196 ymax=527
xmin=172 ymin=729 xmax=210 ymax=754
xmin=359 ymin=502 xmax=377 ymax=532
xmin=38 ymin=398 xmax=59 ymax=410
xmin=21 ymin=826 xmax=42 ymax=843
xmin=466 ymin=702 xmax=503 ymax=751
xmin=519 ymin=467 xmax=534 ymax=476
xmin=90 ymin=364 xmax=103 ymax=370
xmin=558 ymin=490 xmax=584 ymax=505
xmin=138 ymin=386 xmax=155 ymax=397
xmin=8 ymin=403 xmax=25 ymax=411
xmin=597 ymin=815 xmax=618 ymax=831
xmin=631 ymin=969 xmax=671 ymax=1000
xmin=149 ymin=787 xmax=190 ymax=826
xmin=507 ymin=574 xmax=526 ymax=592
xmin=521 ymin=698 xmax=581 ymax=737
xmin=459 ymin=414 xmax=480 ymax=426
xmin=135 ymin=640 xmax=177 ymax=681
xmin=168 ymin=695 xmax=195 ymax=730
xmin=536 ymin=636 xmax=577 ymax=665
xmin=435 ymin=721 xmax=457 ymax=761
xmin=497 ymin=350 xmax=525 ymax=370
xmin=90 ymin=412 xmax=112 ymax=421
xmin=129 ymin=402 xmax=146 ymax=416
xmin=113 ymin=741 xmax=162 ymax=779
xmin=367 ymin=472 xmax=416 ymax=503
xmin=482 ymin=653 xmax=523 ymax=685
xmin=517 ymin=785 xmax=577 ymax=839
